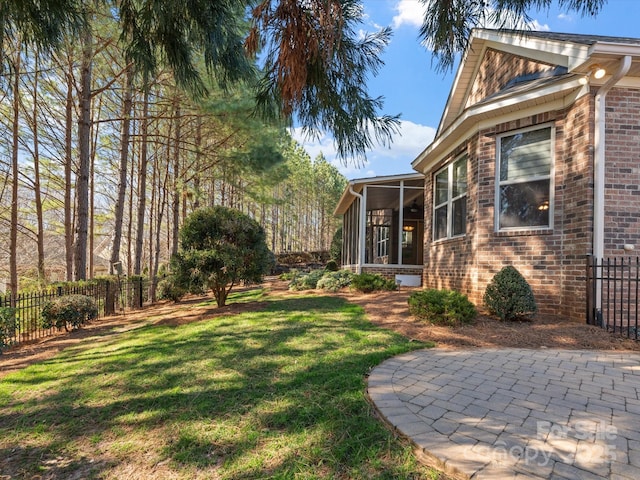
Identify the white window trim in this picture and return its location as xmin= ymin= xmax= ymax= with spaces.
xmin=376 ymin=226 xmax=389 ymax=258
xmin=495 ymin=123 xmax=555 ymax=232
xmin=433 ymin=154 xmax=468 ymax=241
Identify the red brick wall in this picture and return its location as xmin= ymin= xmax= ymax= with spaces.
xmin=466 ymin=49 xmax=556 ymax=108
xmin=604 ymin=87 xmax=640 ymax=256
xmin=423 ymin=95 xmax=594 ymax=321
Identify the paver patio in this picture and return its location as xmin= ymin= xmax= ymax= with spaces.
xmin=367 ymin=348 xmax=640 ymax=479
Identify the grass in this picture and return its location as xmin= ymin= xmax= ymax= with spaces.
xmin=0 ymin=289 xmax=442 ymax=479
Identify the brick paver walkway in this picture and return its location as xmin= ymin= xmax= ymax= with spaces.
xmin=367 ymin=349 xmax=640 ymax=479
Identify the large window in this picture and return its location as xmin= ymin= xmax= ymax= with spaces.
xmin=497 ymin=126 xmax=553 ymax=230
xmin=433 ymin=155 xmax=467 ymax=240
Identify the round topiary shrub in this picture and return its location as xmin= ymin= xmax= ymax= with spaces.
xmin=483 ymin=266 xmax=537 ymax=321
xmin=325 ymin=260 xmax=339 ymax=272
xmin=408 ymin=289 xmax=476 ymax=326
xmin=41 ymin=294 xmax=98 ymax=332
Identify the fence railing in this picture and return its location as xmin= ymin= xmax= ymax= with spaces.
xmin=0 ymin=277 xmax=152 ymax=350
xmin=586 ymin=256 xmax=639 ymax=340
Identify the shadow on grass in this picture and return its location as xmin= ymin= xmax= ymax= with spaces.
xmin=0 ymin=294 xmax=435 ymax=479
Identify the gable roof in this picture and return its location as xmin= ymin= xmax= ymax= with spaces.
xmin=412 ymin=29 xmax=640 ymax=173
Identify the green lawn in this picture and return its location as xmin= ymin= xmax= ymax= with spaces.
xmin=0 ymin=289 xmax=443 ymax=479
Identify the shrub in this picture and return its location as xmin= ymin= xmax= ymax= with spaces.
xmin=483 ymin=266 xmax=537 ymax=321
xmin=289 ymin=269 xmax=325 ymax=291
xmin=408 ymin=289 xmax=476 ymax=326
xmin=279 ymin=269 xmax=300 ymax=282
xmin=173 ymin=207 xmax=272 ymax=307
xmin=157 ymin=277 xmax=187 ymax=302
xmin=0 ymin=307 xmax=18 ymax=352
xmin=317 ymin=270 xmax=353 ymax=292
xmin=329 ymin=227 xmax=342 ymax=264
xmin=325 ymin=260 xmax=339 ymax=272
xmin=41 ymin=294 xmax=98 ymax=332
xmin=350 ymin=273 xmax=397 ymax=293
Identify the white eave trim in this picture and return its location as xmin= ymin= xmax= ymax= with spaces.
xmin=412 ymin=75 xmax=587 ymax=173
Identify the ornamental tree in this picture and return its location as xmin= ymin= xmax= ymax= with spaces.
xmin=172 ymin=207 xmax=273 ymax=307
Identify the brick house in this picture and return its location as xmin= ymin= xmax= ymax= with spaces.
xmin=337 ymin=29 xmax=640 ymax=322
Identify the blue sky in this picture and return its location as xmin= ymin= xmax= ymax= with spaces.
xmin=290 ymin=0 xmax=640 ymax=180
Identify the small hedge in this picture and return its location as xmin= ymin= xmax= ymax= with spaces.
xmin=317 ymin=270 xmax=353 ymax=292
xmin=0 ymin=307 xmax=18 ymax=352
xmin=408 ymin=289 xmax=476 ymax=326
xmin=41 ymin=294 xmax=98 ymax=332
xmin=288 ymin=269 xmax=326 ymax=291
xmin=483 ymin=266 xmax=537 ymax=321
xmin=350 ymin=273 xmax=397 ymax=293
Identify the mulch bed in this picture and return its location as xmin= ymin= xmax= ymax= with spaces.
xmin=2 ymin=279 xmax=638 ymax=380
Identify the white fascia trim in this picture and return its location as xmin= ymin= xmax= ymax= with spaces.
xmin=473 ymin=30 xmax=592 ymax=70
xmin=588 ymin=42 xmax=640 ymax=58
xmin=412 ymin=77 xmax=587 ymax=173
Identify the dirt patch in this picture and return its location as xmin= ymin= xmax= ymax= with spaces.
xmin=2 ymin=279 xmax=638 ymax=379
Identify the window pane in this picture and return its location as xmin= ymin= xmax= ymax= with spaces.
xmin=499 ymin=179 xmax=550 ymax=228
xmin=434 ymin=206 xmax=447 ymax=240
xmin=500 ymin=128 xmax=551 ymax=181
xmin=452 ymin=197 xmax=466 ymax=236
xmin=435 ymin=169 xmax=448 ymax=205
xmin=453 ymin=157 xmax=467 ymax=197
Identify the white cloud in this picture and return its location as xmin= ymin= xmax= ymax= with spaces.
xmin=290 ymin=120 xmax=436 ymax=179
xmin=528 ymin=19 xmax=550 ymax=31
xmin=557 ymin=13 xmax=574 ymax=22
xmin=392 ymin=0 xmax=426 ymax=30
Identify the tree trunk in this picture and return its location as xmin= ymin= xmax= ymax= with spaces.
xmin=31 ymin=51 xmax=46 ymax=285
xmin=109 ymin=66 xmax=133 ymax=274
xmin=134 ymin=89 xmax=149 ymax=275
xmin=64 ymin=67 xmax=74 ymax=281
xmin=9 ymin=44 xmax=21 ymax=297
xmin=74 ymin=27 xmax=93 ymax=281
xmin=89 ymin=95 xmax=101 ymax=279
xmin=171 ymin=101 xmax=181 ymax=256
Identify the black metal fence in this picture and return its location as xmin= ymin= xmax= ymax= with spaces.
xmin=586 ymin=256 xmax=639 ymax=340
xmin=0 ymin=277 xmax=152 ymax=350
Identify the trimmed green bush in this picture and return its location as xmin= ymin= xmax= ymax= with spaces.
xmin=172 ymin=206 xmax=272 ymax=307
xmin=41 ymin=294 xmax=98 ymax=332
xmin=288 ymin=269 xmax=325 ymax=291
xmin=0 ymin=307 xmax=18 ymax=352
xmin=157 ymin=277 xmax=187 ymax=302
xmin=350 ymin=273 xmax=397 ymax=293
xmin=317 ymin=270 xmax=353 ymax=292
xmin=483 ymin=266 xmax=537 ymax=321
xmin=325 ymin=260 xmax=339 ymax=272
xmin=408 ymin=289 xmax=476 ymax=326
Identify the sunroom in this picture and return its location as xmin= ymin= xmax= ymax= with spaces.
xmin=334 ymin=173 xmax=424 ymax=286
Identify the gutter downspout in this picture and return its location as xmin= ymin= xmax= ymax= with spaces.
xmin=593 ymin=56 xmax=632 ymax=261
xmin=349 ymin=183 xmax=364 ymax=274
